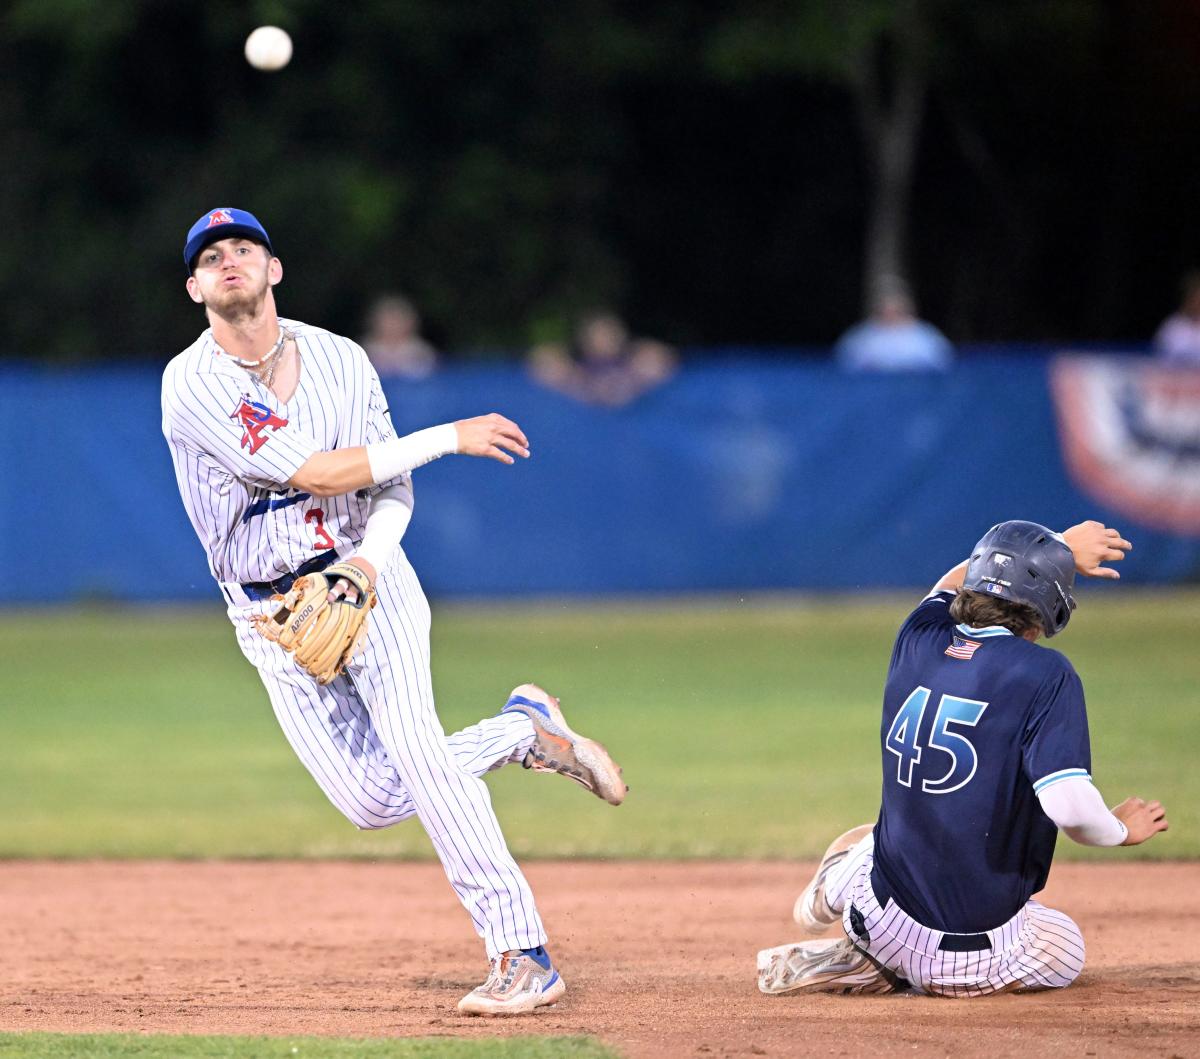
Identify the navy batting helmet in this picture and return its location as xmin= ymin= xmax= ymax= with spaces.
xmin=963 ymin=520 xmax=1077 ymax=637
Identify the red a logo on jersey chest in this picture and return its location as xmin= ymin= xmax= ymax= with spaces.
xmin=231 ymin=396 xmax=288 ymax=454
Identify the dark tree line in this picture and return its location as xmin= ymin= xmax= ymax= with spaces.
xmin=2 ymin=0 xmax=1199 ymax=361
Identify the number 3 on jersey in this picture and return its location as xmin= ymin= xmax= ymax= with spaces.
xmin=886 ymin=686 xmax=988 ymax=795
xmin=305 ymin=507 xmax=336 ymax=550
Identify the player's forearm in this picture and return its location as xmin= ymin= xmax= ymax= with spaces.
xmin=290 ymin=424 xmax=458 ymax=497
xmin=290 ymin=448 xmax=373 ymax=496
xmin=1037 ymin=776 xmax=1127 ymax=847
xmin=930 ymin=560 xmax=968 ymax=595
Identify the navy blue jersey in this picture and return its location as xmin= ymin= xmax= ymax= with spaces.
xmin=871 ymin=591 xmax=1091 ymax=934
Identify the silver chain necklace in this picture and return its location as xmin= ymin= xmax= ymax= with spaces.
xmin=216 ymin=326 xmax=294 ymax=390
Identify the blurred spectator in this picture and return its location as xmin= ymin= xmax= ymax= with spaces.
xmin=1153 ymin=271 xmax=1200 ymax=366
xmin=528 ymin=310 xmax=676 ymax=406
xmin=835 ymin=276 xmax=954 ymax=372
xmin=363 ymin=294 xmax=438 ymax=378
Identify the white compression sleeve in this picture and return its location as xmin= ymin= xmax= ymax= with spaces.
xmin=353 ymin=479 xmax=414 ymax=573
xmin=1037 ymin=775 xmax=1128 ymax=847
xmin=365 ymin=423 xmax=458 ymax=485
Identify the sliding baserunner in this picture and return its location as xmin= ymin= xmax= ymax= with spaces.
xmin=760 ymin=519 xmax=1167 ymax=997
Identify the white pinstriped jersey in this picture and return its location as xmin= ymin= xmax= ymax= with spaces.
xmin=161 ymin=312 xmax=549 ymax=964
xmin=161 ymin=318 xmax=405 ymax=586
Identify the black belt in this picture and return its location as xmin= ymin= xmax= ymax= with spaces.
xmin=870 ymin=866 xmax=991 ymax=952
xmin=939 ymin=932 xmax=991 ymax=953
xmin=240 ymin=549 xmax=341 ymax=601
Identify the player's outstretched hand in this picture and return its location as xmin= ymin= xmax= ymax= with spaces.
xmin=1113 ymin=796 xmax=1169 ymax=845
xmin=454 ymin=413 xmax=531 ymax=465
xmin=1062 ymin=520 xmax=1132 ymax=579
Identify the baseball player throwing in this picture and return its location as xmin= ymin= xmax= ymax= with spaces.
xmin=161 ymin=207 xmax=626 ymax=1015
xmin=758 ymin=519 xmax=1168 ymax=997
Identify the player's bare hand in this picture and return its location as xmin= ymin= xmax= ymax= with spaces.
xmin=454 ymin=413 xmax=530 ymax=465
xmin=1062 ymin=520 xmax=1132 ymax=579
xmin=1113 ymin=796 xmax=1169 ymax=845
xmin=328 ymin=556 xmax=377 ymax=604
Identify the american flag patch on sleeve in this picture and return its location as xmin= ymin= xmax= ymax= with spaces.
xmin=945 ymin=635 xmax=983 ymax=660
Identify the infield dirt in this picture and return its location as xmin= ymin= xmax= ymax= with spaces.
xmin=0 ymin=861 xmax=1196 ymax=1058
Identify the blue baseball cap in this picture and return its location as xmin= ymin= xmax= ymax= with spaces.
xmin=184 ymin=207 xmax=274 ymax=271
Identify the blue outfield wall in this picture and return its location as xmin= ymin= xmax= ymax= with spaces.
xmin=3 ymin=358 xmax=1198 ymax=605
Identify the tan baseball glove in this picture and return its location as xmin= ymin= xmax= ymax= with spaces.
xmin=251 ymin=562 xmax=376 ymax=684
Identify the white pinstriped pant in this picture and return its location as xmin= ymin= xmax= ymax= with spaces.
xmin=826 ymin=833 xmax=1086 ymax=996
xmin=226 ymin=548 xmax=545 ymax=959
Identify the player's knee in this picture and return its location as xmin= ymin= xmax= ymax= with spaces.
xmin=1034 ymin=910 xmax=1086 ymax=983
xmin=1054 ymin=934 xmax=1086 ymax=985
xmin=337 ymin=802 xmax=407 ymax=831
xmin=351 ymin=817 xmax=390 ymax=831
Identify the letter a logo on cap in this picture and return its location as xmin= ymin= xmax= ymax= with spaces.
xmin=207 ymin=209 xmax=235 ymax=228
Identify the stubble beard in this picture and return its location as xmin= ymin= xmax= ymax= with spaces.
xmin=204 ymin=274 xmax=270 ymax=328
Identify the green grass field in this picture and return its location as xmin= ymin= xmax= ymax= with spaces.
xmin=1 ymin=590 xmax=1195 ymax=861
xmin=0 ymin=1034 xmax=616 ymax=1058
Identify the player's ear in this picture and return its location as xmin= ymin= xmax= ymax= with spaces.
xmin=185 ymin=275 xmax=204 ymax=304
xmin=267 ymin=256 xmax=282 ymax=286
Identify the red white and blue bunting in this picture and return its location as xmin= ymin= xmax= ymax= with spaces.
xmin=1052 ymin=355 xmax=1200 ymax=537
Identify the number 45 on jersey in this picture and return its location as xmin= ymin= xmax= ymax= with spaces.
xmin=886 ymin=686 xmax=988 ymax=796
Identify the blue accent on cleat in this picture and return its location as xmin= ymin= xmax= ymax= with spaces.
xmin=503 ymin=694 xmax=551 ymax=721
xmin=520 ymin=945 xmax=553 ymax=970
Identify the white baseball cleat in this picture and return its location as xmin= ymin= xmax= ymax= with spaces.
xmin=793 ymin=823 xmax=874 ymax=935
xmin=757 ymin=938 xmax=895 ymax=996
xmin=502 ymin=683 xmax=627 ymax=806
xmin=457 ymin=947 xmax=566 ymax=1015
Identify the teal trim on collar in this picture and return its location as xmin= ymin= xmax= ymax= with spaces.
xmin=954 ymin=623 xmax=1014 ymax=638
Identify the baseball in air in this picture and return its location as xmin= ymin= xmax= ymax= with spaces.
xmin=244 ymin=26 xmax=293 ymax=71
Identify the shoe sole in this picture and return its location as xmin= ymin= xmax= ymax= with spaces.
xmin=458 ymin=972 xmax=566 ymax=1015
xmin=507 ymin=684 xmax=627 ymax=806
xmin=793 ymin=823 xmax=874 ymax=934
xmin=757 ymin=941 xmax=892 ymax=996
